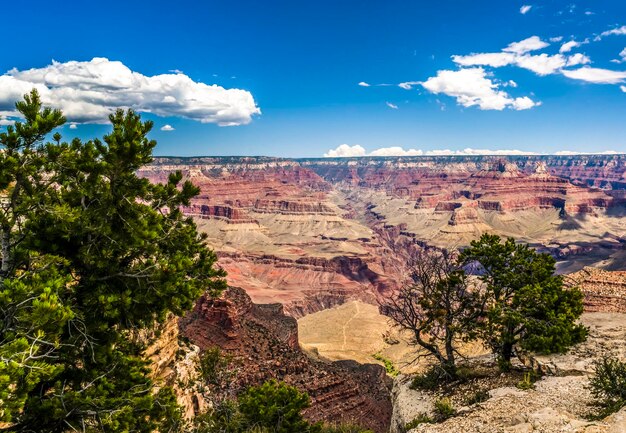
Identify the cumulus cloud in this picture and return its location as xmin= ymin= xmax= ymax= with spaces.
xmin=452 ymin=52 xmax=517 ymax=68
xmin=323 ymin=146 xmax=620 ymax=158
xmin=560 ymin=40 xmax=581 ymax=53
xmin=370 ymin=146 xmax=423 ymax=156
xmin=515 ymin=53 xmax=570 ymax=75
xmin=385 ymin=102 xmax=399 ymax=109
xmin=358 ymin=81 xmax=371 ymax=87
xmin=0 ymin=58 xmax=260 ymax=126
xmin=503 ymin=36 xmax=550 ymax=55
xmin=621 ymin=85 xmax=626 ymax=92
xmin=520 ymin=5 xmax=532 ymax=14
xmin=426 ymin=148 xmax=537 ymax=156
xmin=160 ymin=124 xmax=175 ymax=131
xmin=562 ymin=67 xmax=626 ymax=84
xmin=421 ymin=68 xmax=539 ymax=110
xmin=554 ymin=150 xmax=619 ymax=155
xmin=323 ymin=144 xmax=366 ymax=157
xmin=550 ymin=36 xmax=564 ymax=43
xmin=69 ymin=123 xmax=78 ymax=129
xmin=566 ymin=53 xmax=592 ymax=67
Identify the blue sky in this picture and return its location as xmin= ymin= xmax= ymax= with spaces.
xmin=1 ymin=0 xmax=626 ymax=157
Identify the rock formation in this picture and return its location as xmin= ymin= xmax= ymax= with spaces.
xmin=567 ymin=267 xmax=626 ymax=313
xmin=139 ymin=154 xmax=626 ymax=316
xmin=179 ymin=287 xmax=393 ymax=433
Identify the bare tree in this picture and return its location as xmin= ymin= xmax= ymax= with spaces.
xmin=381 ymin=248 xmax=482 ymax=378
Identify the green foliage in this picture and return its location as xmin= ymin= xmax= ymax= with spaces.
xmin=433 ymin=397 xmax=456 ymax=420
xmin=459 ymin=234 xmax=587 ymax=369
xmin=193 ymin=399 xmax=244 ymax=433
xmin=588 ymin=356 xmax=626 ymax=418
xmin=198 ymin=347 xmax=232 ymax=386
xmin=410 ymin=365 xmax=457 ymax=391
xmin=238 ymin=380 xmax=319 ymax=433
xmin=404 ymin=413 xmax=433 ymax=429
xmin=192 ymin=381 xmax=373 ymax=433
xmin=516 ymin=372 xmax=537 ymax=390
xmin=0 ymin=90 xmax=225 ymax=430
xmin=372 ymin=353 xmax=400 ymax=377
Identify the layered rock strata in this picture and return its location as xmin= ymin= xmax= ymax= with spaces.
xmin=179 ymin=287 xmax=393 ymax=433
xmin=140 ymin=154 xmax=626 ymax=316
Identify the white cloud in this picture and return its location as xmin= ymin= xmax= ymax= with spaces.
xmin=452 ymin=52 xmax=517 ymax=68
xmin=69 ymin=123 xmax=77 ymax=129
xmin=503 ymin=36 xmax=549 ymax=55
xmin=323 ymin=144 xmax=366 ymax=157
xmin=370 ymin=146 xmax=423 ymax=156
xmin=0 ymin=58 xmax=260 ymax=126
xmin=560 ymin=40 xmax=580 ymax=53
xmin=426 ymin=148 xmax=537 ymax=156
xmin=566 ymin=53 xmax=591 ymax=67
xmin=620 ymin=85 xmax=626 ymax=92
xmin=160 ymin=124 xmax=175 ymax=131
xmin=398 ymin=81 xmax=421 ymax=90
xmin=507 ymin=80 xmax=518 ymax=87
xmin=554 ymin=150 xmax=619 ymax=155
xmin=613 ymin=48 xmax=626 ymax=64
xmin=515 ymin=53 xmax=569 ymax=75
xmin=562 ymin=67 xmax=626 ymax=84
xmin=323 ymin=146 xmax=620 ymax=158
xmin=550 ymin=36 xmax=564 ymax=43
xmin=598 ymin=25 xmax=626 ymax=40
xmin=421 ymin=68 xmax=539 ymax=111
xmin=385 ymin=102 xmax=399 ymax=109
xmin=520 ymin=5 xmax=532 ymax=14
xmin=451 ymin=36 xmax=589 ymax=77
xmin=358 ymin=81 xmax=371 ymax=87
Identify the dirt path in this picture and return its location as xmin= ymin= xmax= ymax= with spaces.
xmin=341 ymin=301 xmax=361 ymax=351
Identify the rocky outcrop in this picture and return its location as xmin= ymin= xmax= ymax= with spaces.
xmin=217 ymin=252 xmax=392 ymax=317
xmin=396 ymin=313 xmax=626 ymax=433
xmin=567 ymin=267 xmax=626 ymax=313
xmin=143 ymin=316 xmax=205 ymax=419
xmin=180 ymin=287 xmax=393 ymax=433
xmin=390 ymin=376 xmax=432 ymax=433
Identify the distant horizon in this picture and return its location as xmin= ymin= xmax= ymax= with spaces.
xmin=151 ymin=152 xmax=626 ymax=159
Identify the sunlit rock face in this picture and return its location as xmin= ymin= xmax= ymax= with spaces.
xmin=139 ymin=154 xmax=626 ymax=316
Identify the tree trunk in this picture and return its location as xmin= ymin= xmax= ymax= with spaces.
xmin=1 ymin=227 xmax=11 ymax=278
xmin=499 ymin=340 xmax=514 ymax=371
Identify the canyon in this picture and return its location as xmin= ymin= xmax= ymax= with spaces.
xmin=138 ymin=154 xmax=626 ymax=432
xmin=139 ymin=154 xmax=626 ymax=317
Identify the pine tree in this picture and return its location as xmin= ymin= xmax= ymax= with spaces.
xmin=459 ymin=234 xmax=587 ymax=369
xmin=0 ymin=90 xmax=226 ymax=431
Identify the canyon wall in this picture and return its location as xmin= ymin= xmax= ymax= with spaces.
xmin=179 ymin=287 xmax=393 ymax=433
xmin=140 ymin=154 xmax=626 ymax=316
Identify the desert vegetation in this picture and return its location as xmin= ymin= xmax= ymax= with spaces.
xmin=588 ymin=356 xmax=626 ymax=418
xmin=384 ymin=234 xmax=587 ymax=388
